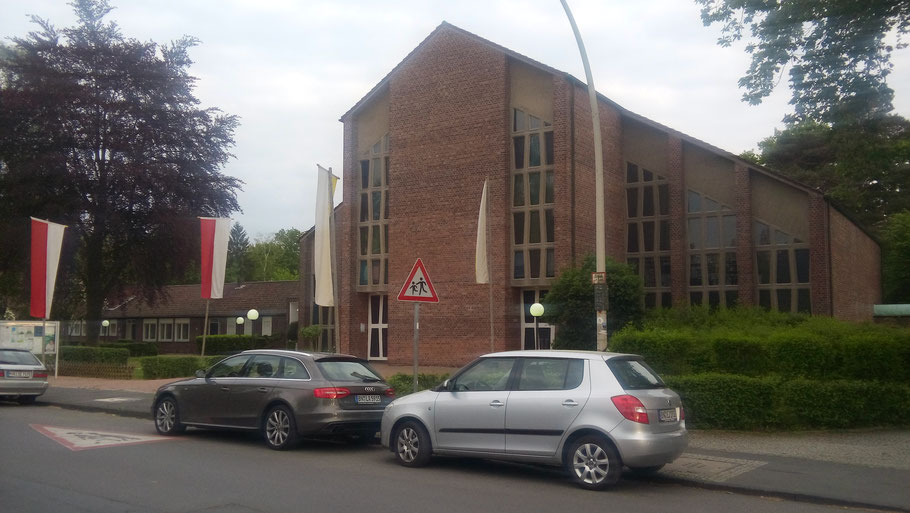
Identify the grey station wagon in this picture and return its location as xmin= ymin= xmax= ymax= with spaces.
xmin=153 ymin=350 xmax=394 ymax=450
xmin=380 ymin=350 xmax=688 ymax=490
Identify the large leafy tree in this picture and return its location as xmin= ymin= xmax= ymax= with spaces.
xmin=881 ymin=211 xmax=910 ymax=303
xmin=543 ymin=255 xmax=643 ymax=351
xmin=246 ymin=228 xmax=301 ymax=282
xmin=755 ymin=116 xmax=910 ymax=228
xmin=0 ymin=0 xmax=241 ymax=341
xmin=696 ymin=0 xmax=910 ymax=124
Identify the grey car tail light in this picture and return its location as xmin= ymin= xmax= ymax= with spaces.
xmin=611 ymin=394 xmax=650 ymax=424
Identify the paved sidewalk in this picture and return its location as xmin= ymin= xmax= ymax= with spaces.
xmin=34 ymin=375 xmax=910 ymax=512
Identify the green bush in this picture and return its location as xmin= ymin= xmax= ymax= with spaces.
xmin=386 ymin=373 xmax=449 ymax=396
xmin=101 ymin=341 xmax=158 ymax=357
xmin=613 ymin=308 xmax=910 ymax=383
xmin=710 ymin=331 xmax=770 ymax=376
xmin=60 ymin=346 xmax=130 ymax=365
xmin=195 ymin=335 xmax=269 ymax=354
xmin=136 ymin=355 xmax=223 ymax=379
xmin=665 ymin=373 xmax=910 ymax=430
xmin=665 ymin=374 xmax=778 ymax=429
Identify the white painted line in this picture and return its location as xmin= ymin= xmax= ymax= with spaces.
xmin=30 ymin=424 xmax=175 ymax=451
xmin=94 ymin=397 xmax=142 ymax=403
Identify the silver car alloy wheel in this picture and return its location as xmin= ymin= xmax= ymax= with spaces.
xmin=266 ymin=408 xmax=290 ymax=447
xmin=572 ymin=442 xmax=610 ymax=485
xmin=397 ymin=426 xmax=420 ymax=463
xmin=156 ymin=400 xmax=176 ymax=432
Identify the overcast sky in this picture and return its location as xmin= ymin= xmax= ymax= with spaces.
xmin=2 ymin=0 xmax=908 ymax=239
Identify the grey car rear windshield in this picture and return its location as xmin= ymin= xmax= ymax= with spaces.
xmin=316 ymin=359 xmax=383 ymax=382
xmin=606 ymin=358 xmax=665 ymax=390
xmin=0 ymin=349 xmax=42 ymax=365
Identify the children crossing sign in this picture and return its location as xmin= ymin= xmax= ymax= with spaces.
xmin=397 ymin=258 xmax=439 ymax=303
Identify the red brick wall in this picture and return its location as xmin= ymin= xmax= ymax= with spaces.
xmin=361 ymin=26 xmax=511 ymax=366
xmin=734 ymin=164 xmax=755 ymax=306
xmin=808 ymin=194 xmax=833 ymax=315
xmin=667 ymin=136 xmax=686 ymax=305
xmin=829 ymin=207 xmax=881 ymax=321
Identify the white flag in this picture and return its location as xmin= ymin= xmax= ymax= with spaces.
xmin=199 ymin=217 xmax=231 ymax=299
xmin=475 ymin=180 xmax=489 ymax=284
xmin=315 ymin=165 xmax=338 ymax=306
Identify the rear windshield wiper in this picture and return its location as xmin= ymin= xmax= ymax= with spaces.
xmin=351 ymin=371 xmax=381 ymax=382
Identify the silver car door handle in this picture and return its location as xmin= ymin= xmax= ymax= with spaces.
xmin=489 ymin=400 xmax=504 ymax=408
xmin=220 ymin=387 xmax=230 ymax=392
xmin=258 ymin=387 xmax=269 ymax=393
xmin=562 ymin=400 xmax=579 ymax=407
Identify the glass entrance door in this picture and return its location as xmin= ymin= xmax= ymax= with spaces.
xmin=368 ymin=295 xmax=389 ymax=360
xmin=522 ymin=289 xmax=552 ymax=350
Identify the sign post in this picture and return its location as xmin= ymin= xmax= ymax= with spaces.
xmin=397 ymin=259 xmax=439 ymax=392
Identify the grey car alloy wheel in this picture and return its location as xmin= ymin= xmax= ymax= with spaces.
xmin=568 ymin=436 xmax=621 ymax=490
xmin=155 ymin=397 xmax=185 ymax=435
xmin=264 ymin=405 xmax=297 ymax=450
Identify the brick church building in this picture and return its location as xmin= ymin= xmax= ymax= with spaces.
xmin=299 ymin=22 xmax=881 ymax=367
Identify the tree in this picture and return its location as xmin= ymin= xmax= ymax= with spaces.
xmin=696 ymin=0 xmax=910 ymax=123
xmin=756 ymin=116 xmax=910 ymax=227
xmin=0 ymin=0 xmax=241 ymax=341
xmin=882 ymin=211 xmax=910 ymax=302
xmin=245 ymin=228 xmax=301 ymax=281
xmin=543 ymin=255 xmax=643 ymax=351
xmin=227 ymin=222 xmax=252 ymax=283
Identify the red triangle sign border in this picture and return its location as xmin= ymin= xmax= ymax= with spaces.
xmin=397 ymin=258 xmax=439 ymax=303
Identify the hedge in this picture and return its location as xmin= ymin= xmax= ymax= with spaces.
xmin=101 ymin=341 xmax=158 ymax=357
xmin=611 ymin=315 xmax=910 ymax=382
xmin=386 ymin=373 xmax=449 ymax=396
xmin=136 ymin=355 xmax=225 ymax=379
xmin=60 ymin=346 xmax=130 ymax=365
xmin=665 ymin=374 xmax=910 ymax=430
xmin=194 ymin=335 xmax=270 ymax=355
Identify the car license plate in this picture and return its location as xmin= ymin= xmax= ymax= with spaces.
xmin=659 ymin=408 xmax=678 ymax=423
xmin=355 ymin=394 xmax=381 ymax=404
xmin=8 ymin=370 xmax=32 ymax=378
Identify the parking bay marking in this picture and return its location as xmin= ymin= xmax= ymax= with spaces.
xmin=664 ymin=454 xmax=767 ymax=483
xmin=30 ymin=424 xmax=176 ymax=451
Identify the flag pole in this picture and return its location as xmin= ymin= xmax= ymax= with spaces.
xmin=329 ymin=167 xmax=341 ymax=354
xmin=486 ymin=179 xmax=494 ymax=353
xmin=41 ymin=317 xmax=47 ymax=367
xmin=201 ymin=299 xmax=210 ymax=356
xmin=52 ymin=319 xmax=59 ymax=378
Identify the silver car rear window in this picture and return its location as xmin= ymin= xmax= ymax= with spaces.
xmin=606 ymin=358 xmax=665 ymax=390
xmin=0 ymin=349 xmax=41 ymax=365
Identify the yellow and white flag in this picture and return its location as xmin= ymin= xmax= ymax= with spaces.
xmin=314 ymin=165 xmax=339 ymax=306
xmin=475 ymin=180 xmax=489 ymax=284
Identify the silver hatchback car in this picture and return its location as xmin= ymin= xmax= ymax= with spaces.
xmin=381 ymin=350 xmax=688 ymax=490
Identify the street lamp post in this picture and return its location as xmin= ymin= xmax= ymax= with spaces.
xmin=101 ymin=319 xmax=110 ymax=344
xmin=530 ymin=302 xmax=545 ymax=350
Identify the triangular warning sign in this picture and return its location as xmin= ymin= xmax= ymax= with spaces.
xmin=397 ymin=258 xmax=439 ymax=303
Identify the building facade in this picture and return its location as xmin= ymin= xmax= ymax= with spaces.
xmin=316 ymin=23 xmax=880 ymax=366
xmin=68 ymin=281 xmax=300 ymax=354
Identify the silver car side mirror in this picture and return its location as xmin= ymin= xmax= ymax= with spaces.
xmin=195 ymin=369 xmax=206 ymax=378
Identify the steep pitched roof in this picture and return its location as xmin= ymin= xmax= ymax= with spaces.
xmin=341 ymin=22 xmax=825 ymax=199
xmin=104 ymin=281 xmax=299 ymax=319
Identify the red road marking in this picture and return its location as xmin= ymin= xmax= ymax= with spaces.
xmin=30 ymin=424 xmax=177 ymax=451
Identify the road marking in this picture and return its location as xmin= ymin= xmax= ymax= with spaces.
xmin=664 ymin=453 xmax=767 ymax=482
xmin=30 ymin=424 xmax=175 ymax=451
xmin=94 ymin=397 xmax=142 ymax=403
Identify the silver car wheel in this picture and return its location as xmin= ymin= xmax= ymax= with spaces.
xmin=266 ymin=409 xmax=290 ymax=446
xmin=573 ymin=442 xmax=610 ymax=485
xmin=397 ymin=426 xmax=420 ymax=463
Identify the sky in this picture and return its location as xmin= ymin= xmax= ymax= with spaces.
xmin=2 ymin=0 xmax=908 ymax=239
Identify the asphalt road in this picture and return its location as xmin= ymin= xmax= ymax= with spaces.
xmin=0 ymin=403 xmax=886 ymax=513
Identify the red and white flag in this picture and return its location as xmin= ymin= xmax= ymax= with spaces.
xmin=30 ymin=218 xmax=66 ymax=319
xmin=199 ymin=217 xmax=231 ymax=299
